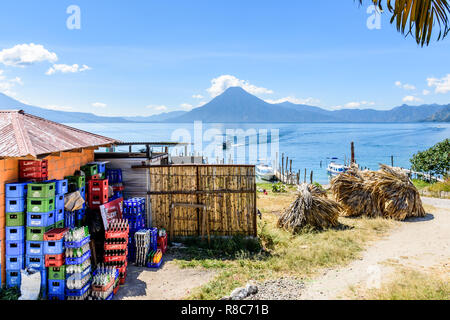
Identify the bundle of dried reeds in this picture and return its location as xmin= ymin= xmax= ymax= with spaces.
xmin=370 ymin=164 xmax=426 ymax=220
xmin=302 ymin=183 xmax=328 ymax=198
xmin=278 ymin=184 xmax=341 ymax=232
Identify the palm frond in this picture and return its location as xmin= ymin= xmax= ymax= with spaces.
xmin=358 ymin=0 xmax=450 ymax=46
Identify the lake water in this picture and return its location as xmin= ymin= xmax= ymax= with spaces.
xmin=70 ymin=122 xmax=450 ymax=184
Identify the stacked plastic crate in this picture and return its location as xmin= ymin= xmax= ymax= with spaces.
xmin=87 ymin=179 xmax=109 ymax=210
xmin=65 ymin=175 xmax=86 ymax=228
xmin=64 ymin=227 xmax=92 ymax=300
xmin=104 ymin=220 xmax=129 ymax=285
xmin=123 ymin=198 xmax=146 ymax=262
xmin=44 ymin=228 xmax=67 ymax=300
xmin=26 ymin=181 xmax=57 ymax=296
xmin=4 ymin=182 xmax=28 ymax=289
xmin=50 ymin=179 xmax=68 ymax=229
xmin=19 ymin=159 xmax=48 ymax=182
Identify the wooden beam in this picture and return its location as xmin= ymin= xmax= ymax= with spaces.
xmin=148 ymin=190 xmax=255 ymax=195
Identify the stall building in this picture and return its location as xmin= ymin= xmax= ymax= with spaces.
xmin=0 ymin=110 xmax=117 ymax=284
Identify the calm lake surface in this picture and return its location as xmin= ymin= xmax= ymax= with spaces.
xmin=70 ymin=122 xmax=450 ymax=184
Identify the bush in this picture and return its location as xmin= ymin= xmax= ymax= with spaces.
xmin=410 ymin=139 xmax=450 ymax=177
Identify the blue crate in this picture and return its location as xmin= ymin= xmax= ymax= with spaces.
xmin=66 ymin=280 xmax=91 ymax=297
xmin=26 ymin=211 xmax=55 ymax=227
xmin=6 ymin=270 xmax=21 ymax=288
xmin=55 ymin=208 xmax=64 ymax=221
xmin=147 ymin=257 xmax=163 ymax=269
xmin=66 ymin=265 xmax=91 ymax=279
xmin=5 ymin=182 xmax=29 ymax=198
xmin=41 ymin=269 xmax=47 ymax=288
xmin=48 ymin=279 xmax=65 ymax=295
xmin=79 ymin=186 xmax=86 ymax=199
xmin=5 ymin=255 xmax=24 ymax=270
xmin=55 ymin=179 xmax=68 ymax=195
xmin=44 ymin=238 xmax=64 ymax=255
xmin=48 ymin=293 xmax=65 ymax=300
xmin=65 ymin=250 xmax=91 ymax=265
xmin=25 ymin=254 xmax=45 ymax=270
xmin=6 ymin=240 xmax=24 ymax=255
xmin=65 ymin=235 xmax=90 ymax=248
xmin=26 ymin=241 xmax=45 ymax=256
xmin=5 ymin=197 xmax=26 ymax=213
xmin=55 ymin=194 xmax=65 ymax=210
xmin=92 ymin=162 xmax=107 ymax=173
xmin=106 ymin=169 xmax=122 ymax=184
xmin=6 ymin=226 xmax=25 ymax=241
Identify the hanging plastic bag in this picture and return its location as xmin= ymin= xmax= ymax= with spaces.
xmin=19 ymin=268 xmax=41 ymax=300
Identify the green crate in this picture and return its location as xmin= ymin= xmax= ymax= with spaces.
xmin=99 ymin=172 xmax=106 ymax=179
xmin=81 ymin=164 xmax=98 ymax=177
xmin=66 ymin=175 xmax=86 ymax=189
xmin=27 ymin=182 xmax=56 ymax=198
xmin=55 ymin=220 xmax=64 ymax=228
xmin=26 ymin=226 xmax=52 ymax=241
xmin=48 ymin=266 xmax=66 ymax=280
xmin=6 ymin=212 xmax=25 ymax=227
xmin=27 ymin=197 xmax=55 ymax=213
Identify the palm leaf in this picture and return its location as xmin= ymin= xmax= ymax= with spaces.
xmin=358 ymin=0 xmax=450 ymax=46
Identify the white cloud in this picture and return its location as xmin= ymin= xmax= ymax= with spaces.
xmin=207 ymin=75 xmax=273 ymax=97
xmin=92 ymin=102 xmax=107 ymax=108
xmin=180 ymin=103 xmax=193 ymax=111
xmin=46 ymin=64 xmax=91 ymax=75
xmin=265 ymin=96 xmax=321 ymax=105
xmin=402 ymin=95 xmax=422 ymax=103
xmin=330 ymin=101 xmax=376 ymax=110
xmin=146 ymin=105 xmax=168 ymax=112
xmin=395 ymin=81 xmax=416 ymax=90
xmin=422 ymin=89 xmax=431 ymax=96
xmin=44 ymin=105 xmax=73 ymax=111
xmin=427 ymin=74 xmax=450 ymax=94
xmin=0 ymin=70 xmax=24 ymax=96
xmin=192 ymin=94 xmax=204 ymax=99
xmin=0 ymin=43 xmax=58 ymax=67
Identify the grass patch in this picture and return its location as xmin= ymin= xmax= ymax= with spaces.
xmin=413 ymin=178 xmax=450 ymax=193
xmin=412 ymin=179 xmax=431 ymax=190
xmin=173 ymin=186 xmax=397 ymax=300
xmin=350 ymin=267 xmax=450 ymax=300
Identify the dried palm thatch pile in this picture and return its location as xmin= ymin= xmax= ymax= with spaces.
xmin=278 ymin=184 xmax=341 ymax=232
xmin=331 ymin=164 xmax=425 ymax=220
xmin=305 ymin=183 xmax=328 ymax=198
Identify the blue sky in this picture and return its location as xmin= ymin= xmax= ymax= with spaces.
xmin=0 ymin=0 xmax=449 ymax=116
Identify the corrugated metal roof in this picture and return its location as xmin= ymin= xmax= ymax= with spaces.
xmin=0 ymin=110 xmax=119 ymax=158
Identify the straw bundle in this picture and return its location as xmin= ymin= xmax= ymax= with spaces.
xmin=330 ymin=167 xmax=384 ymax=218
xmin=278 ymin=184 xmax=341 ymax=232
xmin=370 ymin=164 xmax=426 ymax=220
xmin=330 ymin=164 xmax=425 ymax=220
xmin=303 ymin=183 xmax=328 ymax=198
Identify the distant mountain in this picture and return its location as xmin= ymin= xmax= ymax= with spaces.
xmin=166 ymin=87 xmax=450 ymax=123
xmin=124 ymin=111 xmax=187 ymax=122
xmin=165 ymin=87 xmax=339 ymax=122
xmin=424 ymin=106 xmax=450 ymax=122
xmin=0 ymin=93 xmax=131 ymax=123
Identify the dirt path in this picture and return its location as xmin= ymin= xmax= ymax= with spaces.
xmin=114 ymin=258 xmax=216 ymax=300
xmin=298 ymin=197 xmax=450 ymax=300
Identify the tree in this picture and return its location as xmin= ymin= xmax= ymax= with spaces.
xmin=410 ymin=139 xmax=450 ymax=177
xmin=358 ymin=0 xmax=450 ymax=46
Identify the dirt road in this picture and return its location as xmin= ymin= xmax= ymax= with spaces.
xmin=298 ymin=197 xmax=450 ymax=299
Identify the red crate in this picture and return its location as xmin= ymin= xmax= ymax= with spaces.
xmin=19 ymin=159 xmax=48 ymax=168
xmin=104 ymin=254 xmax=127 ymax=263
xmin=19 ymin=169 xmax=48 ymax=179
xmin=105 ymin=227 xmax=129 ymax=239
xmin=20 ymin=164 xmax=48 ymax=173
xmin=87 ymin=174 xmax=101 ymax=180
xmin=45 ymin=254 xmax=65 ymax=267
xmin=88 ymin=179 xmax=108 ymax=195
xmin=88 ymin=193 xmax=108 ymax=208
xmin=112 ymin=185 xmax=124 ymax=192
xmin=44 ymin=228 xmax=69 ymax=241
xmin=119 ymin=272 xmax=127 ymax=285
xmin=104 ymin=243 xmax=127 ymax=251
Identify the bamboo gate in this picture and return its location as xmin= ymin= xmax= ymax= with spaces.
xmin=133 ymin=164 xmax=257 ymax=240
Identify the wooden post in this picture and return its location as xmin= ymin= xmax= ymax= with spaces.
xmin=285 ymin=157 xmax=289 ymax=183
xmin=281 ymin=154 xmax=284 ymax=182
xmin=289 ymin=160 xmax=292 ymax=185
xmin=304 ymin=168 xmax=307 ymax=183
xmin=297 ymin=171 xmax=300 ymax=185
xmin=310 ymin=170 xmax=313 ymax=184
xmin=391 ymin=155 xmax=394 ymax=167
xmin=351 ymin=142 xmax=355 ymax=164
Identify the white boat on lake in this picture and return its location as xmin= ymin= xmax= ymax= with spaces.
xmin=327 ymin=158 xmax=348 ymax=177
xmin=256 ymin=164 xmax=276 ymax=181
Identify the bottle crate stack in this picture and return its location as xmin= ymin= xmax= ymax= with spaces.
xmin=146 ymin=228 xmax=162 ymax=268
xmin=64 ymin=227 xmax=92 ymax=300
xmin=123 ymin=198 xmax=146 ymax=262
xmin=19 ymin=159 xmax=48 ymax=182
xmin=91 ymin=265 xmax=119 ymax=300
xmin=26 ymin=180 xmax=58 ymax=296
xmin=87 ymin=178 xmax=109 ymax=210
xmin=4 ymin=181 xmax=28 ymax=289
xmin=44 ymin=228 xmax=67 ymax=300
xmin=106 ymin=168 xmax=124 ymax=201
xmin=104 ymin=219 xmax=129 ymax=285
xmin=65 ymin=175 xmax=86 ymax=228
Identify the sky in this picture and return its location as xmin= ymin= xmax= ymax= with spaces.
xmin=0 ymin=0 xmax=449 ymax=117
